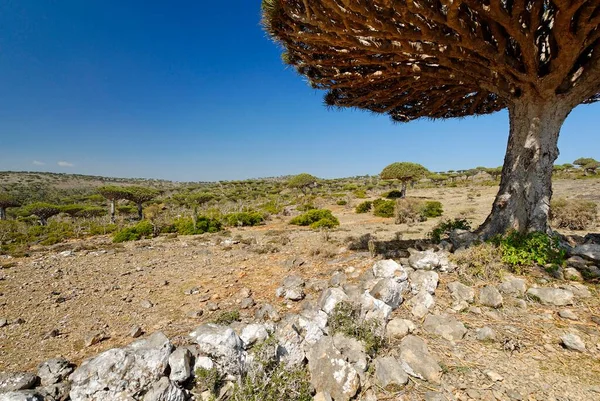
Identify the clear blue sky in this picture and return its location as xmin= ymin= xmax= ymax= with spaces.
xmin=1 ymin=1 xmax=598 ymax=181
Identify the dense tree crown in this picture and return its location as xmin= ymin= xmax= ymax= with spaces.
xmin=263 ymin=1 xmax=599 ymax=120
xmin=380 ymin=162 xmax=429 ymax=182
xmin=288 ymin=173 xmax=319 ymax=194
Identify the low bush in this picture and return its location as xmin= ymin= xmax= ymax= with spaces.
xmin=420 ymin=201 xmax=443 ymax=218
xmin=290 ymin=209 xmax=340 ymax=229
xmin=296 ymin=204 xmax=316 ymax=212
xmin=336 ymin=199 xmax=348 ymax=206
xmin=494 ymin=231 xmax=566 ymax=273
xmin=224 ymin=211 xmax=265 ymax=227
xmin=212 ymin=310 xmax=240 ymax=325
xmin=428 ymin=218 xmax=472 ymax=242
xmin=394 ymin=198 xmax=426 ymax=224
xmin=113 ymin=220 xmax=154 ymax=243
xmin=329 ymin=302 xmax=384 ymax=356
xmin=353 ymin=189 xmax=367 ymax=199
xmin=372 ymin=199 xmax=395 ymax=218
xmin=550 ymin=198 xmax=597 ymax=230
xmin=355 ymin=201 xmax=372 ymax=214
xmin=451 ymin=243 xmax=504 ymax=282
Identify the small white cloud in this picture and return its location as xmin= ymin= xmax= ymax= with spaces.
xmin=33 ymin=160 xmax=45 ymax=166
xmin=57 ymin=161 xmax=75 ymax=167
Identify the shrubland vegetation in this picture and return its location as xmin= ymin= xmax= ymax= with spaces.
xmin=0 ymin=159 xmax=598 ymax=255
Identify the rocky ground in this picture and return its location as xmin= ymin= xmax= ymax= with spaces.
xmin=0 ymin=179 xmax=599 ymax=400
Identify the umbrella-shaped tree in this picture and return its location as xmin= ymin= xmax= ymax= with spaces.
xmin=97 ymin=186 xmax=130 ymax=223
xmin=263 ymin=0 xmax=600 ymax=238
xmin=24 ymin=202 xmax=61 ymax=226
xmin=380 ymin=162 xmax=429 ymax=198
xmin=121 ymin=186 xmax=160 ymax=220
xmin=288 ymin=173 xmax=319 ymax=195
xmin=0 ymin=193 xmax=20 ymax=221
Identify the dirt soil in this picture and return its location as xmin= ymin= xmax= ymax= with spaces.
xmin=1 ymin=179 xmax=599 ymax=400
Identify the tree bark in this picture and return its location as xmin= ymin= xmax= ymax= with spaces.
xmin=477 ymin=97 xmax=571 ymax=239
xmin=400 ymin=181 xmax=407 ymax=198
xmin=137 ymin=203 xmax=144 ymax=220
xmin=0 ymin=207 xmax=5 ymax=221
xmin=110 ymin=200 xmax=116 ymax=223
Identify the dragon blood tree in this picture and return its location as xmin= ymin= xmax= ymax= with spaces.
xmin=262 ymin=0 xmax=600 ymax=238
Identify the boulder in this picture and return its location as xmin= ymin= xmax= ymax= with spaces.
xmin=409 ymin=270 xmax=439 ymax=295
xmin=189 ymin=324 xmax=245 ymax=377
xmin=332 ymin=333 xmax=368 ymax=373
xmin=408 ymin=250 xmax=440 ymax=270
xmin=447 ymin=282 xmax=475 ymax=304
xmin=329 ymin=271 xmax=347 ymax=287
xmin=306 ymin=337 xmax=360 ymax=401
xmin=0 ymin=392 xmax=43 ymax=401
xmin=408 ymin=290 xmax=435 ymax=319
xmin=423 ymin=315 xmax=467 ymax=341
xmin=373 ymin=357 xmax=409 ymax=390
xmin=527 ymin=288 xmax=574 ymax=306
xmin=168 ymin=348 xmax=192 ymax=383
xmin=563 ymin=267 xmax=583 ymax=281
xmin=571 ymin=244 xmax=600 ymax=263
xmin=37 ymin=358 xmax=73 ymax=386
xmin=318 ymin=288 xmax=350 ymax=314
xmin=39 ymin=382 xmax=71 ymax=401
xmin=561 ymin=333 xmax=586 ymax=352
xmin=0 ymin=373 xmax=39 ymax=392
xmin=359 ymin=291 xmax=393 ymax=326
xmin=386 ymin=318 xmax=415 ymax=340
xmin=478 ymin=285 xmax=503 ymax=308
xmin=255 ymin=304 xmax=281 ymax=322
xmin=276 ymin=319 xmax=306 ymax=367
xmin=498 ymin=276 xmax=527 ymax=296
xmin=476 ymin=326 xmax=497 ymax=342
xmin=369 ymin=278 xmax=405 ymax=309
xmin=240 ymin=324 xmax=269 ymax=348
xmin=142 ymin=377 xmax=186 ymax=401
xmin=70 ymin=332 xmax=173 ymax=401
xmin=399 ymin=336 xmax=442 ymax=383
xmin=372 ymin=259 xmax=407 ymax=281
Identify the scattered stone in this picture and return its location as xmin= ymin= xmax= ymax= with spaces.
xmin=84 ymin=331 xmax=109 ymax=347
xmin=373 ymin=356 xmax=409 ymax=390
xmin=360 ymin=291 xmax=393 ymax=325
xmin=572 ymin=244 xmax=600 ymax=263
xmin=0 ymin=318 xmax=7 ymax=328
xmin=561 ymin=333 xmax=586 ymax=352
xmin=276 ymin=319 xmax=305 ymax=367
xmin=485 ymin=370 xmax=504 ymax=382
xmin=329 ymin=271 xmax=347 ymax=287
xmin=0 ymin=392 xmax=43 ymax=401
xmin=240 ymin=323 xmax=269 ymax=347
xmin=423 ymin=314 xmax=467 ymax=341
xmin=37 ymin=358 xmax=73 ymax=386
xmin=318 ymin=288 xmax=350 ymax=314
xmin=129 ymin=325 xmax=144 ymax=338
xmin=283 ymin=275 xmax=305 ymax=289
xmin=0 ymin=373 xmax=39 ymax=392
xmin=498 ymin=276 xmax=527 ymax=297
xmin=168 ymin=347 xmax=192 ymax=383
xmin=447 ymin=282 xmax=475 ymax=303
xmin=476 ymin=326 xmax=497 ymax=342
xmin=255 ymin=304 xmax=280 ymax=322
xmin=189 ymin=324 xmax=244 ymax=377
xmin=562 ymin=283 xmax=592 ymax=299
xmin=313 ymin=392 xmax=333 ymax=401
xmin=386 ymin=318 xmax=415 ymax=340
xmin=372 ymin=259 xmax=407 ymax=281
xmin=479 ymin=285 xmax=503 ymax=308
xmin=333 ymin=333 xmax=368 ymax=372
xmin=505 ymin=389 xmax=524 ymax=400
xmin=410 ymin=270 xmax=439 ymax=295
xmin=409 ymin=290 xmax=435 ymax=319
xmin=193 ymin=356 xmax=214 ymax=372
xmin=140 ymin=299 xmax=154 ymax=309
xmin=399 ymin=335 xmax=442 ymax=383
xmin=527 ymin=287 xmax=574 ymax=306
xmin=240 ymin=297 xmax=255 ymax=309
xmin=370 ymin=278 xmax=405 ymax=309
xmin=70 ymin=332 xmax=173 ymax=400
xmin=306 ymin=337 xmax=360 ymax=401
xmin=408 ymin=249 xmax=440 ymax=270
xmin=142 ymin=377 xmax=186 ymax=401
xmin=206 ymin=302 xmax=219 ymax=312
xmin=306 ymin=278 xmax=328 ymax=293
xmin=186 ymin=310 xmax=204 ymax=319
xmin=558 ymin=309 xmax=579 ymax=321
xmin=563 ymin=267 xmax=583 ymax=281
xmin=184 ymin=287 xmax=200 ymax=295
xmin=39 ymin=381 xmax=70 ymax=401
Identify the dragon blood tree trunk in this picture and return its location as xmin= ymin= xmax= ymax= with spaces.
xmin=477 ymin=97 xmax=571 ymax=239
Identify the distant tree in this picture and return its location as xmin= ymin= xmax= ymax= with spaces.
xmin=121 ymin=186 xmax=160 ymax=220
xmin=288 ymin=173 xmax=319 ymax=195
xmin=77 ymin=207 xmax=106 ymax=218
xmin=484 ymin=167 xmax=503 ymax=181
xmin=0 ymin=193 xmax=20 ymax=221
xmin=98 ymin=186 xmax=130 ymax=223
xmin=61 ymin=205 xmax=87 ymax=218
xmin=428 ymin=173 xmax=449 ymax=186
xmin=24 ymin=202 xmax=61 ymax=226
xmin=574 ymin=157 xmax=599 ymax=175
xmin=380 ymin=162 xmax=429 ymax=198
xmin=263 ymin=0 xmax=600 ymax=238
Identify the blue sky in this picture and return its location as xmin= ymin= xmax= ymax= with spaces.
xmin=0 ymin=1 xmax=598 ymax=181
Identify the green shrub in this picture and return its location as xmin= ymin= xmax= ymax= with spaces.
xmin=420 ymin=201 xmax=443 ymax=218
xmin=450 ymin=243 xmax=505 ymax=282
xmin=290 ymin=209 xmax=340 ymax=229
xmin=428 ymin=218 xmax=472 ymax=242
xmin=194 ymin=367 xmax=223 ymax=395
xmin=296 ymin=204 xmax=316 ymax=212
xmin=113 ymin=220 xmax=154 ymax=243
xmin=373 ymin=199 xmax=395 ymax=218
xmin=212 ymin=310 xmax=241 ymax=325
xmin=259 ymin=200 xmax=283 ymax=215
xmin=495 ymin=231 xmax=566 ymax=273
xmin=27 ymin=221 xmax=75 ymax=246
xmin=353 ymin=189 xmax=367 ymax=199
xmin=169 ymin=216 xmax=222 ymax=235
xmin=355 ymin=201 xmax=372 ymax=214
xmin=224 ymin=212 xmax=265 ymax=227
xmin=550 ymin=198 xmax=597 ymax=230
xmin=88 ymin=222 xmax=118 ymax=236
xmin=336 ymin=200 xmax=348 ymax=206
xmin=329 ymin=302 xmax=384 ymax=356
xmin=231 ymin=365 xmax=312 ymax=401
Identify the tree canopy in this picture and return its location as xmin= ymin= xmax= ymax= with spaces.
xmin=380 ymin=162 xmax=429 ymax=182
xmin=24 ymin=202 xmax=61 ymax=225
xmin=288 ymin=173 xmax=319 ymax=194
